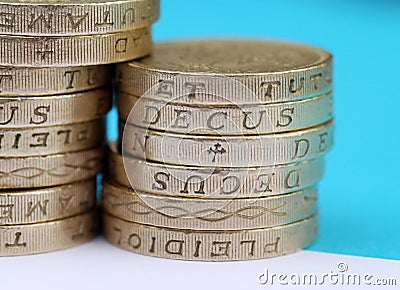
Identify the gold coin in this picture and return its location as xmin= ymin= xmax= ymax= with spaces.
xmin=108 ymin=142 xmax=325 ymax=197
xmin=102 ymin=180 xmax=318 ymax=230
xmin=0 ymin=210 xmax=98 ymax=256
xmin=116 ymin=40 xmax=332 ymax=104
xmin=0 ymin=87 xmax=112 ymax=128
xmin=0 ymin=0 xmax=159 ymax=36
xmin=0 ymin=119 xmax=105 ymax=157
xmin=118 ymin=91 xmax=333 ymax=135
xmin=121 ymin=121 xmax=334 ymax=167
xmin=103 ymin=212 xmax=318 ymax=261
xmin=0 ymin=65 xmax=111 ymax=96
xmin=0 ymin=147 xmax=104 ymax=188
xmin=0 ymin=179 xmax=96 ymax=225
xmin=0 ymin=28 xmax=152 ymax=66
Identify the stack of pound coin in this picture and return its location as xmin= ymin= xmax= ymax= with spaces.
xmin=0 ymin=69 xmax=108 ymax=256
xmin=0 ymin=77 xmax=111 ymax=189
xmin=103 ymin=40 xmax=334 ymax=261
xmin=0 ymin=0 xmax=159 ymax=256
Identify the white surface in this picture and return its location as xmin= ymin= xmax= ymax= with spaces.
xmin=0 ymin=237 xmax=399 ymax=290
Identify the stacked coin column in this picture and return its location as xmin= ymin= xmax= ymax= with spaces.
xmin=0 ymin=0 xmax=159 ymax=256
xmin=104 ymin=40 xmax=334 ymax=261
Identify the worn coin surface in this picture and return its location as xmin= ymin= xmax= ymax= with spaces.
xmin=103 ymin=212 xmax=318 ymax=261
xmin=102 ymin=181 xmax=318 ymax=230
xmin=0 ymin=147 xmax=104 ymax=188
xmin=0 ymin=210 xmax=98 ymax=256
xmin=0 ymin=65 xmax=112 ymax=96
xmin=0 ymin=87 xmax=112 ymax=128
xmin=0 ymin=179 xmax=96 ymax=225
xmin=116 ymin=40 xmax=332 ymax=104
xmin=0 ymin=0 xmax=159 ymax=36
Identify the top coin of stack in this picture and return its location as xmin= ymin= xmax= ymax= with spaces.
xmin=102 ymin=40 xmax=334 ymax=261
xmin=0 ymin=0 xmax=159 ymax=256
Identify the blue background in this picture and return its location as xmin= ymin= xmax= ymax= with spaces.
xmin=108 ymin=0 xmax=400 ymax=260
